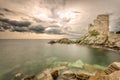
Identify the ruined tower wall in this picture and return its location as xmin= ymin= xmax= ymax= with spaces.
xmin=88 ymin=14 xmax=109 ymax=36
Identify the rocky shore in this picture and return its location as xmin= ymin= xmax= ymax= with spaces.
xmin=75 ymin=33 xmax=120 ymax=52
xmin=48 ymin=36 xmax=120 ymax=52
xmin=19 ymin=62 xmax=120 ymax=80
xmin=48 ymin=38 xmax=75 ymax=44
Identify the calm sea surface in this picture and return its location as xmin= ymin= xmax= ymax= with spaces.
xmin=0 ymin=39 xmax=120 ymax=80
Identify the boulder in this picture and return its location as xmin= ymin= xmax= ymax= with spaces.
xmin=51 ymin=70 xmax=58 ymax=80
xmin=36 ymin=66 xmax=68 ymax=80
xmin=22 ymin=75 xmax=36 ymax=80
xmin=56 ymin=38 xmax=74 ymax=44
xmin=58 ymin=70 xmax=76 ymax=80
xmin=89 ymin=62 xmax=120 ymax=80
xmin=36 ymin=69 xmax=53 ymax=80
xmin=76 ymin=73 xmax=91 ymax=80
xmin=104 ymin=62 xmax=120 ymax=75
xmin=108 ymin=71 xmax=120 ymax=80
xmin=48 ymin=40 xmax=56 ymax=44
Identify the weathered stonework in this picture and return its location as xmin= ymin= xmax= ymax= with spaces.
xmin=88 ymin=14 xmax=109 ymax=37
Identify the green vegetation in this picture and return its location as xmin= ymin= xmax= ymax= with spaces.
xmin=89 ymin=30 xmax=100 ymax=36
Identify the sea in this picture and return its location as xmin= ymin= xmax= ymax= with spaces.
xmin=0 ymin=39 xmax=120 ymax=80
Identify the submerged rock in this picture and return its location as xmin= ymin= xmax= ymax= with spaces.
xmin=68 ymin=60 xmax=84 ymax=68
xmin=48 ymin=40 xmax=56 ymax=44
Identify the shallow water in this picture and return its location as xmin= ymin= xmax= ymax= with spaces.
xmin=0 ymin=39 xmax=120 ymax=80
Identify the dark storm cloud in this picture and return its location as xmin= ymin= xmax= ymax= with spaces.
xmin=29 ymin=25 xmax=46 ymax=33
xmin=0 ymin=17 xmax=45 ymax=33
xmin=0 ymin=16 xmax=64 ymax=34
xmin=0 ymin=13 xmax=4 ymax=16
xmin=0 ymin=26 xmax=5 ymax=31
xmin=0 ymin=0 xmax=120 ymax=36
xmin=0 ymin=18 xmax=31 ymax=27
xmin=45 ymin=28 xmax=63 ymax=34
xmin=48 ymin=25 xmax=60 ymax=28
xmin=9 ymin=21 xmax=31 ymax=27
xmin=12 ymin=26 xmax=29 ymax=32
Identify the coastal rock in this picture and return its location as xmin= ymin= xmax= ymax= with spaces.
xmin=22 ymin=75 xmax=36 ymax=80
xmin=104 ymin=62 xmax=120 ymax=75
xmin=48 ymin=40 xmax=56 ymax=44
xmin=36 ymin=69 xmax=53 ymax=80
xmin=51 ymin=70 xmax=58 ymax=80
xmin=76 ymin=73 xmax=91 ymax=80
xmin=77 ymin=34 xmax=108 ymax=45
xmin=13 ymin=72 xmax=24 ymax=80
xmin=108 ymin=71 xmax=120 ymax=80
xmin=56 ymin=38 xmax=74 ymax=44
xmin=20 ymin=62 xmax=120 ymax=80
xmin=84 ymin=64 xmax=98 ymax=72
xmin=89 ymin=62 xmax=120 ymax=80
xmin=58 ymin=70 xmax=76 ymax=80
xmin=36 ymin=66 xmax=68 ymax=80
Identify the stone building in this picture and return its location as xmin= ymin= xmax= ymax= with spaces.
xmin=88 ymin=14 xmax=109 ymax=37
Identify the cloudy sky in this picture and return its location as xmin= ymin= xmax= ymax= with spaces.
xmin=0 ymin=0 xmax=120 ymax=39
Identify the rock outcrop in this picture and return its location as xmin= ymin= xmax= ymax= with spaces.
xmin=75 ymin=14 xmax=120 ymax=51
xmin=21 ymin=62 xmax=120 ymax=80
xmin=48 ymin=14 xmax=120 ymax=52
xmin=48 ymin=38 xmax=75 ymax=44
xmin=90 ymin=62 xmax=120 ymax=80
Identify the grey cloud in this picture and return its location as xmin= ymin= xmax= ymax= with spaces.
xmin=48 ymin=25 xmax=60 ymax=28
xmin=0 ymin=20 xmax=12 ymax=30
xmin=0 ymin=17 xmax=65 ymax=34
xmin=42 ymin=0 xmax=66 ymax=18
xmin=29 ymin=25 xmax=45 ymax=33
xmin=0 ymin=8 xmax=14 ymax=13
xmin=0 ymin=18 xmax=31 ymax=27
xmin=0 ymin=17 xmax=31 ymax=32
xmin=0 ymin=26 xmax=5 ymax=31
xmin=0 ymin=13 xmax=4 ymax=16
xmin=12 ymin=27 xmax=29 ymax=32
xmin=32 ymin=17 xmax=43 ymax=23
xmin=45 ymin=28 xmax=63 ymax=34
xmin=9 ymin=21 xmax=31 ymax=27
xmin=0 ymin=0 xmax=120 ymax=37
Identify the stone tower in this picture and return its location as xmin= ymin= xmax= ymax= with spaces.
xmin=88 ymin=14 xmax=109 ymax=37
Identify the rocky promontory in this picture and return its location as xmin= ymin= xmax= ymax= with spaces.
xmin=49 ymin=14 xmax=120 ymax=52
xmin=75 ymin=33 xmax=120 ymax=52
xmin=48 ymin=38 xmax=75 ymax=44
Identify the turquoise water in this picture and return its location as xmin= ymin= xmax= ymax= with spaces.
xmin=0 ymin=39 xmax=120 ymax=80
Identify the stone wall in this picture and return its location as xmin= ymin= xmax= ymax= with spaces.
xmin=88 ymin=14 xmax=109 ymax=37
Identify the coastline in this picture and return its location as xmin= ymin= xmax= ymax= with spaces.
xmin=48 ymin=38 xmax=120 ymax=53
xmin=80 ymin=44 xmax=120 ymax=53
